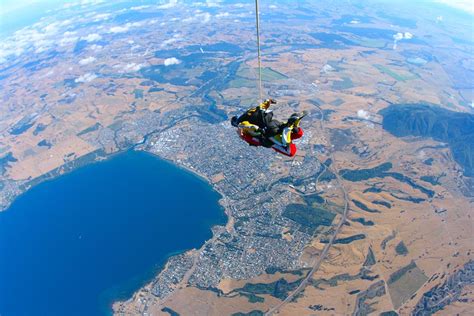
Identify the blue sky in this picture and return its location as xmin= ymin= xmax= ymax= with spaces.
xmin=0 ymin=0 xmax=61 ymax=14
xmin=0 ymin=0 xmax=471 ymax=37
xmin=0 ymin=0 xmax=66 ymax=37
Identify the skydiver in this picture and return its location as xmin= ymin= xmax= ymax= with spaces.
xmin=230 ymin=98 xmax=279 ymax=147
xmin=230 ymin=99 xmax=306 ymax=151
xmin=269 ymin=111 xmax=306 ymax=151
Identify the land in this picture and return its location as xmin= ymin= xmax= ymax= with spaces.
xmin=0 ymin=1 xmax=473 ymax=315
xmin=380 ymin=104 xmax=474 ymax=178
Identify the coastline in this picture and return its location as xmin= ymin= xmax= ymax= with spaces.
xmin=100 ymin=248 xmax=189 ymax=316
xmin=0 ymin=148 xmax=111 ymax=213
xmin=1 ymin=144 xmax=231 ymax=315
xmin=110 ymin=148 xmax=234 ymax=314
xmin=137 ymin=149 xmax=231 ymax=228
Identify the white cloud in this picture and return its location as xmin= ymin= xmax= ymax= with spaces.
xmin=64 ymin=0 xmax=105 ymax=9
xmin=131 ymin=5 xmax=150 ymax=10
xmin=39 ymin=70 xmax=55 ymax=78
xmin=158 ymin=0 xmax=178 ymax=9
xmin=417 ymin=150 xmax=427 ymax=160
xmin=236 ymin=12 xmax=249 ymax=18
xmin=392 ymin=32 xmax=414 ymax=49
xmin=35 ymin=46 xmax=48 ymax=54
xmin=60 ymin=36 xmax=78 ymax=46
xmin=160 ymin=34 xmax=182 ymax=48
xmin=205 ymin=0 xmax=221 ymax=7
xmin=357 ymin=109 xmax=370 ymax=120
xmin=109 ymin=25 xmax=130 ymax=33
xmin=88 ymin=44 xmax=103 ymax=50
xmin=269 ymin=5 xmax=277 ymax=9
xmin=192 ymin=0 xmax=221 ymax=7
xmin=60 ymin=19 xmax=73 ymax=27
xmin=109 ymin=22 xmax=142 ymax=34
xmin=33 ymin=39 xmax=54 ymax=53
xmin=79 ymin=56 xmax=96 ymax=65
xmin=75 ymin=73 xmax=97 ymax=83
xmin=123 ymin=63 xmax=144 ymax=72
xmin=201 ymin=12 xmax=212 ymax=23
xmin=0 ymin=22 xmax=63 ymax=59
xmin=93 ymin=13 xmax=111 ymax=21
xmin=43 ymin=22 xmax=59 ymax=34
xmin=434 ymin=0 xmax=474 ymax=14
xmin=393 ymin=32 xmax=404 ymax=41
xmin=161 ymin=38 xmax=177 ymax=47
xmin=82 ymin=33 xmax=102 ymax=42
xmin=216 ymin=12 xmax=229 ymax=18
xmin=64 ymin=31 xmax=77 ymax=37
xmin=164 ymin=57 xmax=181 ymax=66
xmin=321 ymin=64 xmax=334 ymax=73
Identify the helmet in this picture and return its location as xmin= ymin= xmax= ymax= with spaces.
xmin=231 ymin=116 xmax=239 ymax=127
xmin=262 ymin=98 xmax=276 ymax=109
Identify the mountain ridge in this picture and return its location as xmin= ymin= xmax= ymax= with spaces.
xmin=380 ymin=104 xmax=474 ymax=177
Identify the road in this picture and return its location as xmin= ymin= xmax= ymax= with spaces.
xmin=265 ymin=102 xmax=351 ymax=315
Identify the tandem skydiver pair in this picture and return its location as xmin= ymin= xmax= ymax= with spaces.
xmin=231 ymin=99 xmax=307 ymax=157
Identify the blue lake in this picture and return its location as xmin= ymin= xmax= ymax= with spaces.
xmin=0 ymin=150 xmax=226 ymax=316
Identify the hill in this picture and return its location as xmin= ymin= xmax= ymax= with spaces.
xmin=380 ymin=104 xmax=474 ymax=176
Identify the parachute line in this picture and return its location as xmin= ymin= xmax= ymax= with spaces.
xmin=255 ymin=0 xmax=263 ymax=102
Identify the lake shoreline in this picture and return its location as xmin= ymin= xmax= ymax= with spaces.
xmin=109 ymin=148 xmax=234 ymax=315
xmin=0 ymin=150 xmax=227 ymax=316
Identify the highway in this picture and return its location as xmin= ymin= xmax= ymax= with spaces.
xmin=265 ymin=102 xmax=350 ymax=315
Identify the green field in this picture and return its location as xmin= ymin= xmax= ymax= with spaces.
xmin=420 ymin=175 xmax=442 ymax=185
xmin=283 ymin=204 xmax=336 ymax=234
xmin=331 ymin=77 xmax=354 ymax=90
xmin=239 ymin=292 xmax=265 ymax=303
xmin=387 ymin=261 xmax=428 ymax=309
xmin=352 ymin=38 xmax=387 ymax=48
xmin=231 ymin=311 xmax=264 ymax=316
xmin=330 ymin=98 xmax=345 ymax=106
xmin=333 ymin=234 xmax=366 ymax=244
xmin=228 ymin=65 xmax=287 ymax=88
xmin=341 ymin=162 xmax=392 ymax=181
xmin=374 ymin=64 xmax=417 ymax=81
xmin=235 ymin=278 xmax=303 ymax=300
xmin=395 ymin=241 xmax=409 ymax=256
xmin=77 ymin=122 xmax=101 ymax=136
xmin=228 ymin=77 xmax=256 ymax=88
xmin=352 ymin=199 xmax=381 ymax=213
xmin=363 ymin=246 xmax=376 ymax=266
xmin=133 ymin=88 xmax=144 ymax=99
xmin=260 ymin=67 xmax=288 ymax=81
xmin=303 ymin=193 xmax=325 ymax=205
xmin=237 ymin=65 xmax=287 ymax=81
